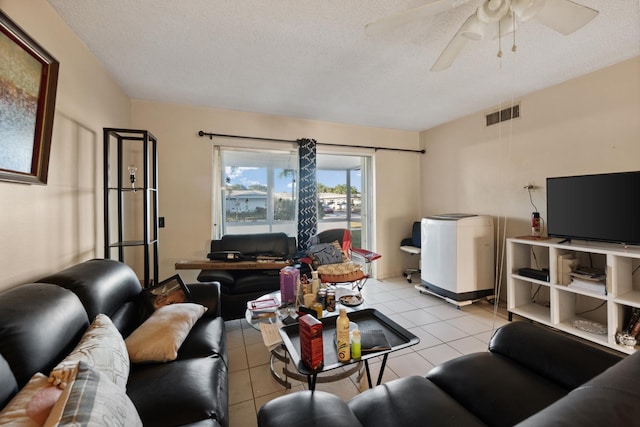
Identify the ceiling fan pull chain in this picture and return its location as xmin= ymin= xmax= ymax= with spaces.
xmin=497 ymin=19 xmax=503 ymax=58
xmin=512 ymin=10 xmax=517 ymax=53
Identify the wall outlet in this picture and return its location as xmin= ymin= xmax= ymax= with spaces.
xmin=159 ymin=217 xmax=165 ymax=228
xmin=524 ymin=182 xmax=537 ymax=191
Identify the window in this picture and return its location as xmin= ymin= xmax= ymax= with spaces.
xmin=214 ymin=147 xmax=372 ymax=251
xmin=218 ymin=148 xmax=298 ymax=236
xmin=317 ymin=154 xmax=371 ymax=249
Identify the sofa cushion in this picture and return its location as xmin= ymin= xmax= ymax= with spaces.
xmin=258 ymin=390 xmax=363 ymax=427
xmin=227 ymin=271 xmax=280 ymax=295
xmin=0 ymin=284 xmax=89 ymax=389
xmin=178 ymin=317 xmax=228 ymax=365
xmin=0 ymin=356 xmax=18 ymax=410
xmin=126 ymin=303 xmax=207 ymax=363
xmin=0 ymin=373 xmax=62 ymax=427
xmin=45 ymin=361 xmax=142 ymax=427
xmin=37 ymin=259 xmax=141 ymax=322
xmin=197 ymin=270 xmax=235 ymax=288
xmin=49 ymin=314 xmax=129 ymax=389
xmin=215 ymin=232 xmax=294 ymax=257
xmin=128 ymin=357 xmax=228 ymax=427
xmin=489 ymin=321 xmax=623 ymax=390
xmin=348 ymin=376 xmax=485 ymax=427
xmin=427 ymin=352 xmax=567 ymax=426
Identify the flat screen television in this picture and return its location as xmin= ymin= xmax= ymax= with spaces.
xmin=546 ymin=171 xmax=640 ymax=246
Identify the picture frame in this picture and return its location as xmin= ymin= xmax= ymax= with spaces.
xmin=0 ymin=11 xmax=59 ymax=185
xmin=142 ymin=274 xmax=192 ymax=310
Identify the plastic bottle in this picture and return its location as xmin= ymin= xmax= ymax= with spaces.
xmin=351 ymin=329 xmax=361 ymax=360
xmin=531 ymin=212 xmax=541 ymax=237
xmin=336 ymin=308 xmax=350 ymax=362
xmin=311 ymin=271 xmax=320 ymax=295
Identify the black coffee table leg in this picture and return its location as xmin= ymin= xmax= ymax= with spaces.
xmin=308 ymin=373 xmax=318 ymax=390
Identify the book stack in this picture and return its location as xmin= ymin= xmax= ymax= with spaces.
xmin=247 ymin=297 xmax=280 ymax=320
xmin=568 ymin=266 xmax=606 ymax=295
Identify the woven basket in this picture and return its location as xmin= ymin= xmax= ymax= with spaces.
xmin=318 ymin=262 xmax=363 ymax=283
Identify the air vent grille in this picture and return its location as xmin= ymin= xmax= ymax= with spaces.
xmin=486 ymin=104 xmax=520 ymax=126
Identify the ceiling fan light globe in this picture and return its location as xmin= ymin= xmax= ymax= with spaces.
xmin=460 ymin=15 xmax=486 ymax=40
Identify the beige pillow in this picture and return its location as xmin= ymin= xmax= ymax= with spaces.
xmin=44 ymin=361 xmax=141 ymax=427
xmin=48 ymin=314 xmax=129 ymax=390
xmin=0 ymin=373 xmax=63 ymax=427
xmin=125 ymin=303 xmax=207 ymax=363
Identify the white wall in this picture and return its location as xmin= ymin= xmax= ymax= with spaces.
xmin=130 ymin=101 xmax=421 ymax=282
xmin=0 ymin=0 xmax=131 ymax=290
xmin=420 ymin=57 xmax=640 ymax=297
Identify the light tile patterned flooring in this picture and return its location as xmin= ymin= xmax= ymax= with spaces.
xmin=226 ymin=276 xmax=510 ymax=427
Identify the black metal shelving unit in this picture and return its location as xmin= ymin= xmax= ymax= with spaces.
xmin=103 ymin=128 xmax=158 ymax=287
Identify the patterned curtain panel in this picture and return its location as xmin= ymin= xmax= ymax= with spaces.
xmin=297 ymin=138 xmax=317 ymax=252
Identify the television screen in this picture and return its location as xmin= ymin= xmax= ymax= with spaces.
xmin=546 ymin=171 xmax=640 ymax=246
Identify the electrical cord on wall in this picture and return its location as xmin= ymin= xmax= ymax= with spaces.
xmin=527 ymin=186 xmax=546 ymax=236
xmin=576 ymin=301 xmax=606 ymax=316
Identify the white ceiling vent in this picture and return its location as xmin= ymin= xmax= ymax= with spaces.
xmin=486 ymin=104 xmax=520 ymax=127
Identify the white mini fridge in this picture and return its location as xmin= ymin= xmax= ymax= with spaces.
xmin=419 ymin=214 xmax=494 ymax=306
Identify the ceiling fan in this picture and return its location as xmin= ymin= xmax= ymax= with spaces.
xmin=365 ymin=0 xmax=599 ymax=71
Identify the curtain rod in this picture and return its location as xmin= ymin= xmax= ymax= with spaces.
xmin=197 ymin=131 xmax=425 ymax=154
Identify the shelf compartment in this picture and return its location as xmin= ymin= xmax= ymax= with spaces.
xmin=508 ymin=241 xmax=549 ymax=274
xmin=508 ymin=277 xmax=550 ymax=316
xmin=556 ymin=289 xmax=608 ymax=336
xmin=556 ymin=318 xmax=610 ymax=347
xmin=510 ymin=303 xmax=551 ymax=325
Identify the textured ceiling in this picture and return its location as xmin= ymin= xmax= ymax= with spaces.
xmin=47 ymin=0 xmax=640 ymax=131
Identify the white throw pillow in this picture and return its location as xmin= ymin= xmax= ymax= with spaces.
xmin=44 ymin=361 xmax=141 ymax=427
xmin=125 ymin=303 xmax=207 ymax=363
xmin=48 ymin=314 xmax=129 ymax=389
xmin=0 ymin=373 xmax=63 ymax=427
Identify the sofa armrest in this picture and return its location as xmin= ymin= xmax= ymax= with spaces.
xmin=257 ymin=390 xmax=363 ymax=427
xmin=186 ymin=282 xmax=221 ymax=318
xmin=517 ymin=350 xmax=640 ymax=426
xmin=490 ymin=321 xmax=623 ymax=389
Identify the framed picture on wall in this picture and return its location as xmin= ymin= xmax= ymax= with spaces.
xmin=0 ymin=11 xmax=59 ymax=185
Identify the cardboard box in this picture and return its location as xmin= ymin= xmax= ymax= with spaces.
xmin=280 ymin=266 xmax=299 ymax=304
xmin=299 ymin=314 xmax=323 ymax=371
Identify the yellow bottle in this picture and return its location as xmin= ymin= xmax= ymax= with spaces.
xmin=336 ymin=308 xmax=350 ymax=362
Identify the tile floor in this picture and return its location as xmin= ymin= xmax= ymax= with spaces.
xmin=225 ymin=276 xmax=510 ymax=427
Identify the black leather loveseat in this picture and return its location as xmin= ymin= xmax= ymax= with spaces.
xmin=0 ymin=259 xmax=228 ymax=427
xmin=258 ymin=321 xmax=638 ymax=427
xmin=198 ymin=232 xmax=297 ymax=320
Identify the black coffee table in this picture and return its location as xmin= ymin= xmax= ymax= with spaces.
xmin=279 ymin=308 xmax=419 ymax=390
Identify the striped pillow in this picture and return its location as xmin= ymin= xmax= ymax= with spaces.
xmin=44 ymin=361 xmax=141 ymax=427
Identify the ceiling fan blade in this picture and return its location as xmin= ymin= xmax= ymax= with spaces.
xmin=533 ymin=0 xmax=598 ymax=35
xmin=365 ymin=0 xmax=474 ymax=37
xmin=431 ymin=14 xmax=478 ymax=71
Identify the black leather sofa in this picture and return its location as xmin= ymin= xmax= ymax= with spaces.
xmin=0 ymin=259 xmax=228 ymax=427
xmin=198 ymin=232 xmax=297 ymax=320
xmin=257 ymin=321 xmax=637 ymax=427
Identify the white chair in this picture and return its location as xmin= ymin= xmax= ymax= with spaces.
xmin=400 ymin=221 xmax=421 ymax=283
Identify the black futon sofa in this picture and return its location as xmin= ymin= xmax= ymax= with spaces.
xmin=198 ymin=232 xmax=297 ymax=320
xmin=258 ymin=321 xmax=638 ymax=427
xmin=0 ymin=259 xmax=228 ymax=427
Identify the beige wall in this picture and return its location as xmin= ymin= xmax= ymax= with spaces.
xmin=2 ymin=0 xmax=636 ymax=293
xmin=0 ymin=0 xmax=131 ymax=290
xmin=420 ymin=57 xmax=640 ymax=297
xmin=130 ymin=101 xmax=421 ymax=281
